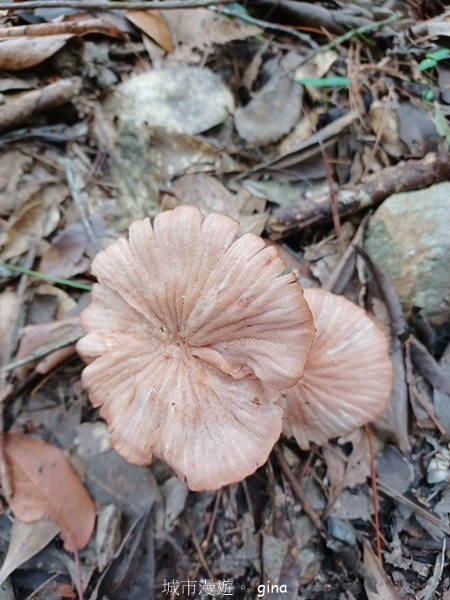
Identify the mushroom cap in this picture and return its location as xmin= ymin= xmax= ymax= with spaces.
xmin=281 ymin=287 xmax=393 ymax=449
xmin=77 ymin=206 xmax=314 ymax=491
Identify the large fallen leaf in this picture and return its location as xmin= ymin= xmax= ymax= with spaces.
xmin=3 ymin=433 xmax=95 ymax=552
xmin=0 ymin=35 xmax=78 ymax=70
xmin=0 ymin=519 xmax=60 ymax=585
xmin=235 ymin=68 xmax=303 ymax=145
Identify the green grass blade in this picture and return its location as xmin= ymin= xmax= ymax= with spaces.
xmin=0 ymin=261 xmax=93 ymax=291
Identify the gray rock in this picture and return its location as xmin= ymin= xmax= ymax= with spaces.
xmin=364 ymin=182 xmax=450 ymax=323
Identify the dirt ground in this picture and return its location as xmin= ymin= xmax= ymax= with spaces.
xmin=0 ymin=1 xmax=450 ymax=599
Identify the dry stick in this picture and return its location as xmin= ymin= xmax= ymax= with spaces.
xmin=0 ymin=18 xmax=116 ymax=37
xmin=282 ymin=12 xmax=400 ymax=74
xmin=366 ymin=424 xmax=382 ymax=562
xmin=185 ymin=517 xmax=215 ymax=580
xmin=73 ymin=549 xmax=84 ymax=600
xmin=376 ymin=479 xmax=450 ymax=537
xmin=210 ymin=5 xmax=314 ymax=43
xmin=318 ymin=128 xmax=343 ymax=254
xmin=361 ymin=85 xmax=395 ymax=180
xmin=273 ymin=444 xmax=325 ymax=535
xmin=267 ymin=142 xmax=450 ymax=240
xmin=65 ymin=158 xmax=102 ymax=254
xmin=24 ymin=573 xmax=60 ymax=600
xmin=191 ymin=489 xmax=223 ymax=580
xmin=322 ymin=212 xmax=369 ymax=293
xmin=0 ymin=328 xmax=83 ymax=375
xmin=0 ymin=0 xmax=235 ymax=9
xmin=251 ymin=109 xmax=359 ymax=176
xmin=202 ymin=489 xmax=222 ymax=552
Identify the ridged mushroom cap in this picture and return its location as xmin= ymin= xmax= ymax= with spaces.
xmin=281 ymin=287 xmax=393 ymax=449
xmin=77 ymin=206 xmax=315 ymax=490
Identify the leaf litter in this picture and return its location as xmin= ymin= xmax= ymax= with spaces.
xmin=0 ymin=1 xmax=450 ymax=599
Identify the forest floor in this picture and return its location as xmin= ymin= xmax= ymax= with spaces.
xmin=1 ymin=1 xmax=450 ymax=599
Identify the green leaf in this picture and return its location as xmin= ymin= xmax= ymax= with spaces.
xmin=296 ymin=76 xmax=350 ymax=88
xmin=418 ymin=48 xmax=450 ymax=71
xmin=426 ymin=47 xmax=450 ymax=62
xmin=417 ymin=58 xmax=437 ymax=72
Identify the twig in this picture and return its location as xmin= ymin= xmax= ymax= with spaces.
xmin=366 ymin=424 xmax=382 ymax=562
xmin=317 ymin=123 xmax=343 ymax=253
xmin=0 ymin=0 xmax=235 ymax=10
xmin=24 ymin=573 xmax=60 ymax=600
xmin=191 ymin=489 xmax=223 ymax=581
xmin=266 ymin=142 xmax=450 ymax=240
xmin=322 ymin=213 xmax=369 ymax=293
xmin=0 ymin=328 xmax=82 ymax=375
xmin=65 ymin=158 xmax=102 ymax=254
xmin=73 ymin=549 xmax=84 ymax=600
xmin=273 ymin=444 xmax=326 ymax=535
xmin=210 ymin=5 xmax=315 ymax=44
xmin=185 ymin=516 xmax=214 ymax=580
xmin=292 ymin=12 xmax=400 ymax=70
xmin=377 ymin=479 xmax=450 ymax=536
xmin=202 ymin=489 xmax=222 ymax=551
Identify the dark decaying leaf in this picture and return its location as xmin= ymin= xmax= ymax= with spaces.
xmin=409 ymin=336 xmax=450 ymax=396
xmin=91 ymin=510 xmax=155 ymax=600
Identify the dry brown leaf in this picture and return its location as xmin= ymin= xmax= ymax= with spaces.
xmin=363 ymin=539 xmax=400 ymax=600
xmin=160 ymin=173 xmax=240 ymax=219
xmin=39 ymin=222 xmax=91 ymax=279
xmin=3 ymin=433 xmax=96 ymax=552
xmin=126 ymin=10 xmax=172 ymax=52
xmin=162 ymin=8 xmax=261 ymax=49
xmin=0 ymin=519 xmax=60 ymax=585
xmin=0 ymin=35 xmax=77 ymax=70
xmin=0 ymin=78 xmax=81 ymax=134
xmin=15 ymin=316 xmax=82 ymax=379
xmin=0 ymin=152 xmax=34 ymax=216
xmin=0 ymin=183 xmax=65 ymax=261
xmin=149 ymin=127 xmax=239 ymax=181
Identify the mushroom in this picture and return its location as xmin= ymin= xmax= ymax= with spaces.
xmin=281 ymin=287 xmax=393 ymax=449
xmin=77 ymin=206 xmax=315 ymax=491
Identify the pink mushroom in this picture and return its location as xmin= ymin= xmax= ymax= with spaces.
xmin=77 ymin=206 xmax=315 ymax=491
xmin=281 ymin=287 xmax=393 ymax=449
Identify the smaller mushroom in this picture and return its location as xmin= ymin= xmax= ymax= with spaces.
xmin=281 ymin=287 xmax=393 ymax=449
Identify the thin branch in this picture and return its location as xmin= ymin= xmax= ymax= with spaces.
xmin=210 ymin=6 xmax=315 ymax=44
xmin=0 ymin=328 xmax=82 ymax=375
xmin=0 ymin=0 xmax=235 ymax=10
xmin=273 ymin=444 xmax=326 ymax=536
xmin=65 ymin=158 xmax=102 ymax=254
xmin=377 ymin=479 xmax=450 ymax=536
